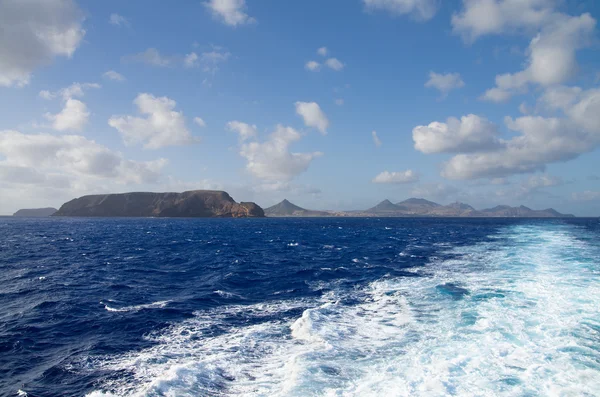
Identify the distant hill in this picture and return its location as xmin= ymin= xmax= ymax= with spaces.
xmin=395 ymin=198 xmax=441 ymax=214
xmin=53 ymin=191 xmax=264 ymax=218
xmin=481 ymin=205 xmax=574 ymax=218
xmin=264 ymin=199 xmax=331 ymax=217
xmin=366 ymin=199 xmax=404 ymax=214
xmin=360 ymin=198 xmax=573 ymax=218
xmin=13 ymin=208 xmax=57 ymax=217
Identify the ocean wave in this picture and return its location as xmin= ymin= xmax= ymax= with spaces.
xmin=102 ymin=300 xmax=171 ymax=313
xmin=83 ymin=223 xmax=600 ymax=396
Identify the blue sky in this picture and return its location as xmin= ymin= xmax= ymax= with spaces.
xmin=1 ymin=0 xmax=600 ymax=215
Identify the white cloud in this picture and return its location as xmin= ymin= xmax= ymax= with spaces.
xmin=295 ymin=102 xmax=330 ymax=134
xmin=317 ymin=47 xmax=329 ymax=56
xmin=42 ymin=82 xmax=100 ymax=132
xmin=372 ymin=170 xmax=419 ymax=184
xmin=433 ymin=84 xmax=600 ymax=180
xmin=479 ymin=12 xmax=596 ymax=102
xmin=413 ymin=114 xmax=501 ymax=154
xmin=103 ymin=70 xmax=125 ymax=82
xmin=45 ymin=99 xmax=90 ymax=132
xmin=184 ymin=52 xmax=199 ymax=68
xmin=452 ymin=0 xmax=556 ymax=41
xmin=325 ymin=58 xmax=345 ymax=71
xmin=305 ymin=61 xmax=321 ymax=72
xmin=59 ymin=82 xmax=100 ymax=100
xmin=204 ymin=0 xmax=256 ymax=27
xmin=519 ymin=102 xmax=531 ymax=114
xmin=425 ymin=72 xmax=465 ymax=97
xmin=194 ymin=117 xmax=207 ymax=128
xmin=227 ymin=121 xmax=258 ymax=141
xmin=372 ymin=130 xmax=382 ymax=147
xmin=0 ymin=0 xmax=86 ymax=87
xmin=363 ymin=0 xmax=439 ymax=20
xmin=239 ymin=125 xmax=323 ymax=181
xmin=39 ymin=90 xmax=56 ymax=100
xmin=124 ymin=48 xmax=172 ymax=67
xmin=335 ymin=99 xmax=344 ymax=106
xmin=441 ymin=115 xmax=598 ymax=180
xmin=199 ymin=50 xmax=231 ymax=73
xmin=109 ymin=13 xmax=130 ymax=27
xmin=108 ymin=93 xmax=198 ymax=149
xmin=0 ymin=130 xmax=167 ymax=185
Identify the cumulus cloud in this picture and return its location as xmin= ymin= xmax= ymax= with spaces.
xmin=184 ymin=52 xmax=199 ymax=68
xmin=538 ymin=86 xmax=600 ymax=134
xmin=425 ymin=72 xmax=465 ymax=97
xmin=452 ymin=0 xmax=556 ymax=41
xmin=335 ymin=99 xmax=344 ymax=106
xmin=295 ymin=102 xmax=330 ymax=134
xmin=441 ymin=115 xmax=598 ymax=179
xmin=109 ymin=13 xmax=130 ymax=27
xmin=372 ymin=130 xmax=382 ymax=147
xmin=108 ymin=93 xmax=198 ymax=149
xmin=325 ymin=58 xmax=345 ymax=71
xmin=103 ymin=70 xmax=125 ymax=82
xmin=305 ymin=61 xmax=321 ymax=72
xmin=0 ymin=0 xmax=86 ymax=87
xmin=183 ymin=49 xmax=232 ymax=73
xmin=239 ymin=125 xmax=323 ymax=181
xmin=199 ymin=50 xmax=231 ymax=73
xmin=227 ymin=121 xmax=258 ymax=142
xmin=194 ymin=117 xmax=207 ymax=128
xmin=0 ymin=130 xmax=167 ymax=186
xmin=204 ymin=0 xmax=256 ymax=26
xmin=45 ymin=99 xmax=90 ymax=132
xmin=476 ymin=9 xmax=596 ymax=102
xmin=413 ymin=114 xmax=501 ymax=154
xmin=363 ymin=0 xmax=439 ymax=20
xmin=42 ymin=82 xmax=100 ymax=132
xmin=372 ymin=170 xmax=419 ymax=184
xmin=317 ymin=47 xmax=329 ymax=56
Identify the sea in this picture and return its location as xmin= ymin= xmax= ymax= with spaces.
xmin=1 ymin=217 xmax=600 ymax=397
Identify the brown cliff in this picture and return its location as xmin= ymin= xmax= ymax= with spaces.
xmin=53 ymin=190 xmax=264 ymax=218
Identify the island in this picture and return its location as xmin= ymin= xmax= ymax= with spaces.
xmin=262 ymin=198 xmax=574 ymax=218
xmin=53 ymin=191 xmax=264 ymax=218
xmin=13 ymin=208 xmax=58 ymax=217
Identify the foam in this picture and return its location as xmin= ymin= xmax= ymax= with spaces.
xmin=84 ymin=223 xmax=600 ymax=396
xmin=102 ymin=300 xmax=170 ymax=313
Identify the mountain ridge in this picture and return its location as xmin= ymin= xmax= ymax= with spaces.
xmin=264 ymin=198 xmax=574 ymax=218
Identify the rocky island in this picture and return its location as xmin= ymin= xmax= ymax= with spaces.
xmin=262 ymin=198 xmax=574 ymax=218
xmin=53 ymin=191 xmax=264 ymax=218
xmin=13 ymin=208 xmax=58 ymax=217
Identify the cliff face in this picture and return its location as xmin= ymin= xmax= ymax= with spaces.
xmin=54 ymin=191 xmax=265 ymax=218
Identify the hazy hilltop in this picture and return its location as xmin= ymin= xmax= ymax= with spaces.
xmin=265 ymin=199 xmax=331 ymax=217
xmin=53 ymin=191 xmax=264 ymax=218
xmin=13 ymin=208 xmax=57 ymax=217
xmin=360 ymin=198 xmax=574 ymax=218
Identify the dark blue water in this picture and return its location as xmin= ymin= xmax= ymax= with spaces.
xmin=1 ymin=217 xmax=599 ymax=396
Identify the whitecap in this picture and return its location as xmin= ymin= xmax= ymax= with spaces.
xmin=102 ymin=300 xmax=170 ymax=313
xmin=83 ymin=223 xmax=600 ymax=396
